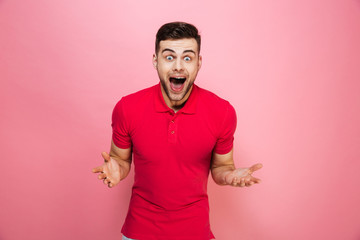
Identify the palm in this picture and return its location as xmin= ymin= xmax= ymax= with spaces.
xmin=225 ymin=163 xmax=262 ymax=187
xmin=92 ymin=152 xmax=121 ymax=188
xmin=102 ymin=158 xmax=121 ymax=184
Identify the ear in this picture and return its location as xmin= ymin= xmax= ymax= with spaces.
xmin=198 ymin=55 xmax=202 ymax=70
xmin=152 ymin=54 xmax=158 ymax=69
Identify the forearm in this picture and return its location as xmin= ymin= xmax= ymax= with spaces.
xmin=211 ymin=164 xmax=235 ymax=186
xmin=109 ymin=140 xmax=132 ymax=181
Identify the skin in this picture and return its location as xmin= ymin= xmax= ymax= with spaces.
xmin=92 ymin=38 xmax=263 ymax=188
xmin=92 ymin=140 xmax=131 ymax=188
xmin=211 ymin=149 xmax=262 ymax=187
xmin=152 ymin=38 xmax=202 ymax=111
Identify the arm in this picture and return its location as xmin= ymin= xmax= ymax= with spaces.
xmin=211 ymin=149 xmax=236 ymax=186
xmin=211 ymin=149 xmax=263 ymax=187
xmin=92 ymin=140 xmax=132 ymax=188
xmin=109 ymin=140 xmax=132 ymax=181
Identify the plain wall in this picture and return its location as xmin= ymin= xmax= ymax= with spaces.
xmin=1 ymin=0 xmax=359 ymax=239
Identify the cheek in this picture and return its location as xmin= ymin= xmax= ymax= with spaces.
xmin=157 ymin=65 xmax=167 ymax=74
xmin=158 ymin=62 xmax=172 ymax=72
xmin=187 ymin=65 xmax=198 ymax=75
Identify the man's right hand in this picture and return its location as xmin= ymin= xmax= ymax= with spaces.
xmin=92 ymin=152 xmax=121 ymax=188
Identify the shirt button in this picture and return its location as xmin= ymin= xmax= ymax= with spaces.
xmin=171 ymin=131 xmax=175 ymax=134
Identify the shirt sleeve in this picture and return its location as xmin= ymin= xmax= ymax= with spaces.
xmin=111 ymin=99 xmax=132 ymax=149
xmin=213 ymin=102 xmax=237 ymax=154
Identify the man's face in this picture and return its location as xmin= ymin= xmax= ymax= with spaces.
xmin=153 ymin=38 xmax=202 ymax=108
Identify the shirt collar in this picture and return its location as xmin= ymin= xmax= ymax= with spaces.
xmin=154 ymin=82 xmax=198 ymax=114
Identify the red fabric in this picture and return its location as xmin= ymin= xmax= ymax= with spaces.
xmin=112 ymin=83 xmax=237 ymax=240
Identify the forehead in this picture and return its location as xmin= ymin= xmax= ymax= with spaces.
xmin=159 ymin=38 xmax=198 ymax=54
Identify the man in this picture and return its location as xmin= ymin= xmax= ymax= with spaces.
xmin=92 ymin=22 xmax=263 ymax=240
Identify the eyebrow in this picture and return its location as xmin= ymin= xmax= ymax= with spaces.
xmin=184 ymin=49 xmax=196 ymax=55
xmin=162 ymin=48 xmax=196 ymax=55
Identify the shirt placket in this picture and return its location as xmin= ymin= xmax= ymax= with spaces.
xmin=168 ymin=111 xmax=179 ymax=144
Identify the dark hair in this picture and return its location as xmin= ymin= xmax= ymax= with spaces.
xmin=155 ymin=22 xmax=201 ymax=54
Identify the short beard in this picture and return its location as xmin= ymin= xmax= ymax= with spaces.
xmin=160 ymin=78 xmax=194 ymax=105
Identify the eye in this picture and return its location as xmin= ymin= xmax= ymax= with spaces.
xmin=166 ymin=56 xmax=174 ymax=61
xmin=184 ymin=56 xmax=191 ymax=61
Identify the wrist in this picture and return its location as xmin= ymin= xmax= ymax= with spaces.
xmin=212 ymin=166 xmax=235 ymax=185
xmin=117 ymin=160 xmax=131 ymax=181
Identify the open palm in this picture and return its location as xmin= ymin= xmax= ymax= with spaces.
xmin=92 ymin=152 xmax=121 ymax=188
xmin=225 ymin=163 xmax=263 ymax=187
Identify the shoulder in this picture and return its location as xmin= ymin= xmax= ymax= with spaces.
xmin=196 ymin=85 xmax=235 ymax=114
xmin=112 ymin=84 xmax=157 ymax=118
xmin=119 ymin=85 xmax=156 ymax=106
xmin=114 ymin=84 xmax=156 ymax=110
xmin=195 ymin=85 xmax=237 ymax=138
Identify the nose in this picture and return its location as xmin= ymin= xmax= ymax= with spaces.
xmin=173 ymin=58 xmax=184 ymax=72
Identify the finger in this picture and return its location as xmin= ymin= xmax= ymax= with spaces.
xmin=103 ymin=178 xmax=111 ymax=185
xmin=92 ymin=166 xmax=103 ymax=173
xmin=246 ymin=181 xmax=254 ymax=187
xmin=240 ymin=178 xmax=246 ymax=187
xmin=249 ymin=163 xmax=263 ymax=173
xmin=107 ymin=180 xmax=113 ymax=187
xmin=98 ymin=173 xmax=107 ymax=180
xmin=101 ymin=152 xmax=111 ymax=162
xmin=232 ymin=177 xmax=238 ymax=186
xmin=251 ymin=177 xmax=261 ymax=184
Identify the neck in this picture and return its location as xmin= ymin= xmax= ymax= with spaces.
xmin=172 ymin=101 xmax=187 ymax=112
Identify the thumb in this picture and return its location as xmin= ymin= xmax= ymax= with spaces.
xmin=101 ymin=152 xmax=111 ymax=162
xmin=249 ymin=163 xmax=263 ymax=173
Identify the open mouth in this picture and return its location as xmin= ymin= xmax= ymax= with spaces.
xmin=169 ymin=77 xmax=186 ymax=92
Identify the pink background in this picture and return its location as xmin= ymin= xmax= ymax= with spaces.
xmin=1 ymin=0 xmax=360 ymax=239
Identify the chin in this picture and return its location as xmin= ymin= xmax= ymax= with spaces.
xmin=169 ymin=94 xmax=186 ymax=102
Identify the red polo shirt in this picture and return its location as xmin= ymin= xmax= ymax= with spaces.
xmin=112 ymin=83 xmax=237 ymax=240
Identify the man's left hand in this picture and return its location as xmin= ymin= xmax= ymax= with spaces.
xmin=224 ymin=163 xmax=263 ymax=187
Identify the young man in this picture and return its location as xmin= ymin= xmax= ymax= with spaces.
xmin=92 ymin=22 xmax=263 ymax=240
